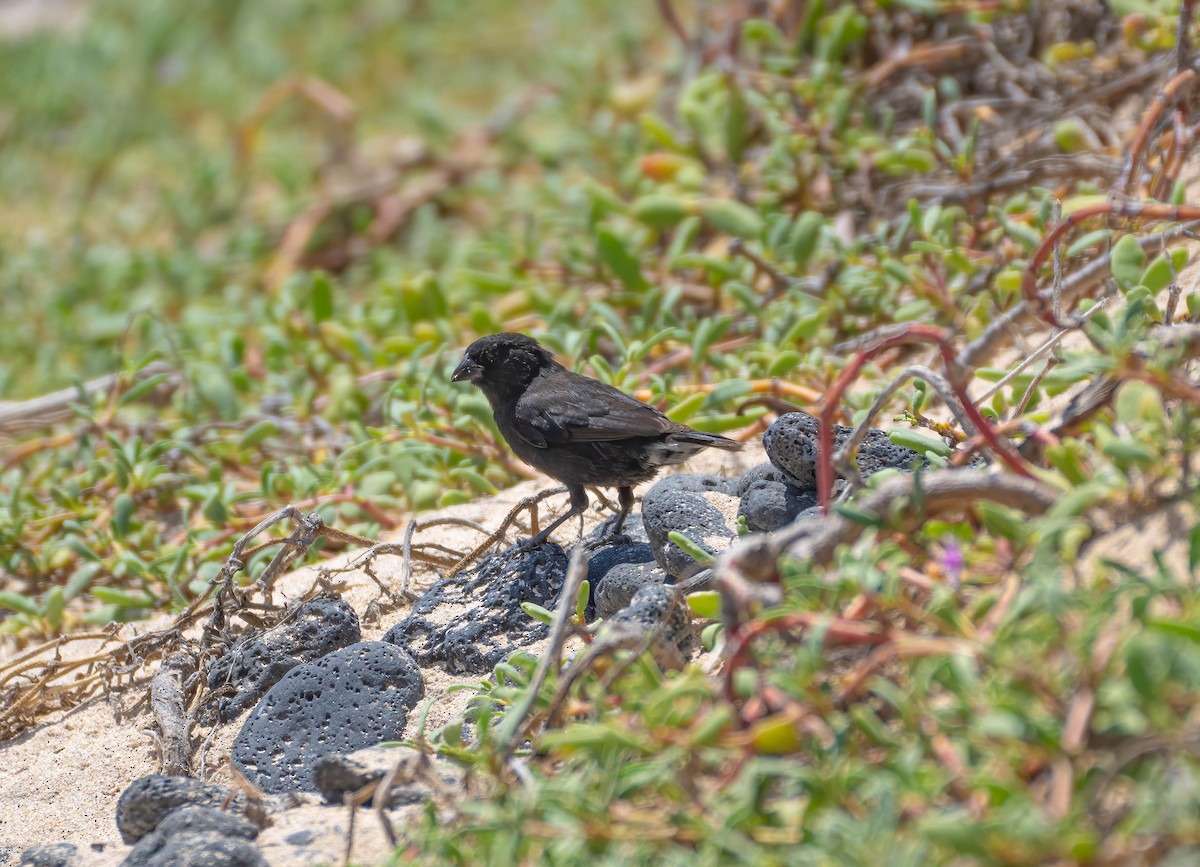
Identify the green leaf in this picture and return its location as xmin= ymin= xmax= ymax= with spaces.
xmin=632 ymin=195 xmax=691 ymax=229
xmin=63 ymin=562 xmax=101 ymax=600
xmin=0 ymin=592 xmax=40 ymax=616
xmin=311 ymin=272 xmax=335 ymax=322
xmin=702 ymin=379 xmax=751 ymax=410
xmin=700 ymin=199 xmax=764 ymax=239
xmin=976 ymin=502 xmax=1026 ymax=542
xmin=91 ymin=587 xmax=156 ymax=608
xmin=42 ymin=586 xmax=65 ymax=630
xmin=686 ymin=591 xmax=721 ymax=619
xmin=1110 ymin=233 xmax=1146 ymax=291
xmin=239 ymin=420 xmax=280 ymax=449
xmin=1115 ymin=381 xmax=1164 ymax=426
xmin=700 ymin=621 xmax=724 ymax=650
xmin=788 ymin=212 xmax=824 ymax=266
xmin=111 ymin=493 xmax=136 ymax=538
xmin=117 ymin=373 xmax=172 ymax=407
xmin=1139 ymin=247 xmax=1189 ymax=293
xmin=596 ymin=227 xmax=647 ymax=291
xmin=520 ymin=601 xmax=554 ymax=624
xmin=666 ymin=392 xmax=707 ymax=422
xmin=575 ymin=580 xmax=590 ymax=622
xmin=667 ymin=530 xmax=714 ymax=566
xmin=887 ymin=426 xmax=952 ymax=457
xmin=203 ymin=491 xmax=229 ymax=526
xmin=64 ymin=535 xmax=101 ymax=563
xmin=1147 ymin=618 xmax=1200 ymax=644
xmin=833 ymin=504 xmax=883 ymax=527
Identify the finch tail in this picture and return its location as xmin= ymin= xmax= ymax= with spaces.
xmin=674 ymin=428 xmax=744 ymax=451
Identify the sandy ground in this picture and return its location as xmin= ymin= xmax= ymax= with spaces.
xmin=0 ymin=445 xmax=763 ymax=864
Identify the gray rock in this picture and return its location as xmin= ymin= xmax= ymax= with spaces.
xmin=736 ymin=463 xmax=792 ymax=497
xmin=594 ymin=561 xmax=668 ymax=620
xmin=18 ymin=844 xmax=75 ymax=867
xmin=762 ymin=412 xmax=927 ymax=489
xmin=581 ymin=511 xmax=650 ymax=547
xmin=206 ymin=596 xmax=361 ymax=723
xmin=586 ymin=541 xmax=654 ymax=587
xmin=116 ymin=776 xmax=237 ymax=844
xmin=738 ymin=480 xmax=819 ymax=532
xmin=384 ymin=543 xmax=568 ymax=674
xmin=586 ymin=540 xmax=656 ymax=619
xmin=796 ymin=505 xmax=825 ymax=522
xmin=232 ymin=641 xmax=424 ymax=794
xmin=127 ymin=838 xmax=264 ymax=867
xmin=122 ymin=806 xmax=263 ymax=867
xmin=641 ymin=475 xmax=739 ymax=579
xmin=604 ymin=583 xmax=695 ymax=667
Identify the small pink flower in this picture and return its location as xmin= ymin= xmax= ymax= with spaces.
xmin=939 ymin=541 xmax=964 ymax=589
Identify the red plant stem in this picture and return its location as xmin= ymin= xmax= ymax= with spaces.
xmin=816 ymin=325 xmax=1034 ymax=509
xmin=1121 ymin=69 xmax=1197 ymax=195
xmin=1021 ymin=202 xmax=1200 ymax=327
xmin=722 ymin=613 xmax=889 ymax=704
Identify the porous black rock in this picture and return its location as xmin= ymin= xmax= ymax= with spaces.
xmin=18 ymin=844 xmax=76 ymax=867
xmin=231 ymin=641 xmax=424 ymax=794
xmin=121 ymin=806 xmax=264 ymax=867
xmin=581 ymin=510 xmax=650 ymax=548
xmin=736 ymin=463 xmax=793 ymax=497
xmin=641 ymin=475 xmax=739 ymax=579
xmin=586 ymin=541 xmax=654 ymax=588
xmin=384 ymin=544 xmax=568 ymax=674
xmin=594 ymin=561 xmax=668 ymax=620
xmin=206 ymin=596 xmax=361 ymax=722
xmin=762 ymin=412 xmax=928 ymax=490
xmin=586 ymin=539 xmax=656 ymax=620
xmin=116 ymin=775 xmax=237 ymax=844
xmin=796 ymin=505 xmax=825 ymax=522
xmin=738 ymin=480 xmax=819 ymax=533
xmin=604 ymin=583 xmax=695 ymax=667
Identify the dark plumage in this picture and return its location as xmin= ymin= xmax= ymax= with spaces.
xmin=452 ymin=332 xmax=743 ymax=545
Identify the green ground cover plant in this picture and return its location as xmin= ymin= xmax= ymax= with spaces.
xmin=4 ymin=0 xmax=1200 ymax=863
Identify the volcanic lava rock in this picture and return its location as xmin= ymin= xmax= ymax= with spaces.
xmin=18 ymin=844 xmax=76 ymax=867
xmin=762 ymin=412 xmax=928 ymax=490
xmin=116 ymin=776 xmax=239 ymax=845
xmin=602 ymin=583 xmax=695 ymax=668
xmin=594 ymin=560 xmax=668 ymax=620
xmin=738 ymin=479 xmax=819 ymax=533
xmin=641 ymin=475 xmax=739 ymax=579
xmin=231 ymin=641 xmax=423 ymax=794
xmin=736 ymin=463 xmax=794 ymax=496
xmin=586 ymin=536 xmax=662 ymax=620
xmin=384 ymin=544 xmax=568 ymax=674
xmin=206 ymin=596 xmax=361 ymax=723
xmin=121 ymin=806 xmax=264 ymax=867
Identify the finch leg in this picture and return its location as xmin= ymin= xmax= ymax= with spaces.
xmin=522 ymin=485 xmax=589 ymax=547
xmin=610 ymin=486 xmax=635 ymax=536
xmin=584 ymin=486 xmax=635 ymax=550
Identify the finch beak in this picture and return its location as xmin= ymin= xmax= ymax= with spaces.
xmin=451 ymin=358 xmax=483 ymax=383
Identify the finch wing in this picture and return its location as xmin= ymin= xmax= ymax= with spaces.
xmin=515 ymin=371 xmax=678 ymax=447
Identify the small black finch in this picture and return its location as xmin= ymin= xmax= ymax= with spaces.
xmin=452 ymin=332 xmax=743 ymax=545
